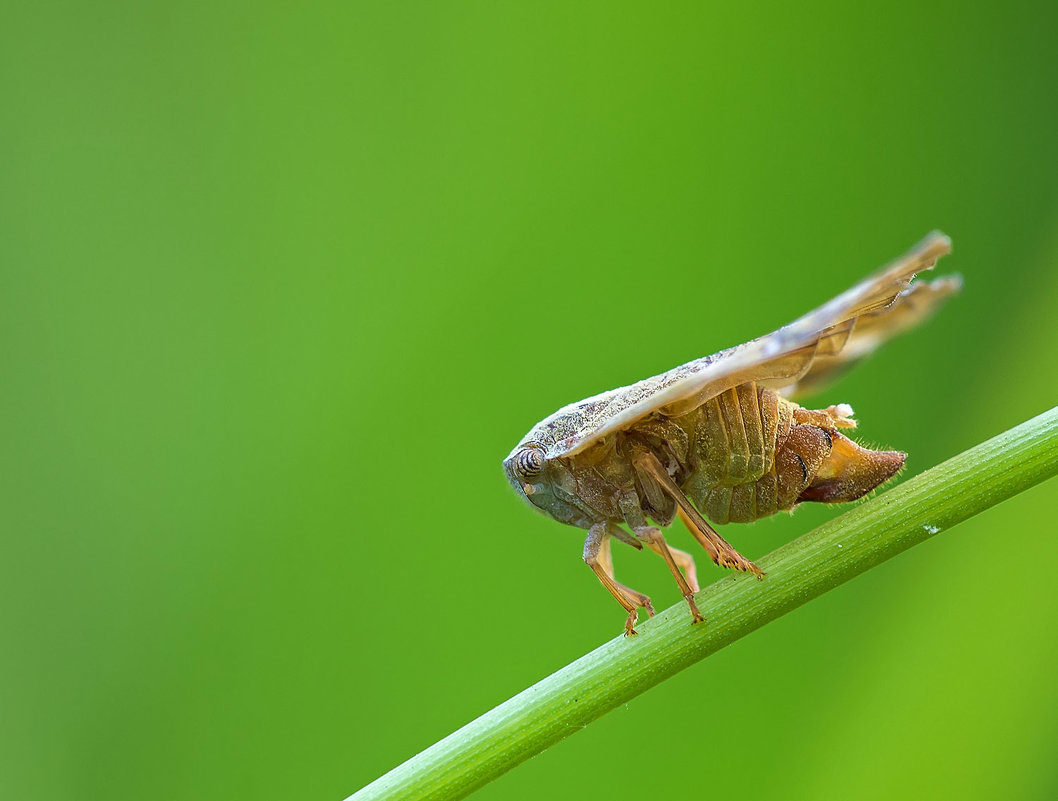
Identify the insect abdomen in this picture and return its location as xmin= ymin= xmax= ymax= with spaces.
xmin=670 ymin=382 xmax=904 ymax=524
xmin=673 ymin=383 xmax=791 ymax=521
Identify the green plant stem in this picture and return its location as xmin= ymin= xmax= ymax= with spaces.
xmin=348 ymin=406 xmax=1058 ymax=801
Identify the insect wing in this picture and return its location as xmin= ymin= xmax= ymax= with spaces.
xmin=783 ymin=271 xmax=961 ymax=398
xmin=546 ymin=231 xmax=955 ymax=459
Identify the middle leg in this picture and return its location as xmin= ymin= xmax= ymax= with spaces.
xmin=635 ymin=526 xmax=704 ymax=624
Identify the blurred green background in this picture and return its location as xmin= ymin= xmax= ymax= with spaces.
xmin=3 ymin=2 xmax=1058 ymax=799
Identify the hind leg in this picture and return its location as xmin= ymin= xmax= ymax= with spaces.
xmin=634 ymin=451 xmax=765 ymax=578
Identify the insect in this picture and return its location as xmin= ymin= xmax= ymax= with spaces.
xmin=503 ymin=232 xmax=961 ymax=635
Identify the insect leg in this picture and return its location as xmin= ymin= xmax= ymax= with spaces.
xmin=792 ymin=404 xmax=857 ymax=430
xmin=635 ymin=527 xmax=704 ymax=624
xmin=634 ymin=451 xmax=765 ymax=579
xmin=583 ymin=522 xmax=655 ymax=636
xmin=648 ymin=537 xmax=700 ymax=593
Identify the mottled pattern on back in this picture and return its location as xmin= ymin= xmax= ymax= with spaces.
xmin=518 ymin=344 xmax=743 ymax=453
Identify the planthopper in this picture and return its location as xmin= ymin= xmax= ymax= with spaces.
xmin=503 ymin=233 xmax=960 ymax=635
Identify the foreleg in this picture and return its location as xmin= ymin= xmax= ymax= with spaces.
xmin=583 ymin=522 xmax=655 ymax=636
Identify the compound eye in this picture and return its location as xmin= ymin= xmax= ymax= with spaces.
xmin=513 ymin=445 xmax=545 ymax=479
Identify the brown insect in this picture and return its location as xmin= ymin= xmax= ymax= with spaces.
xmin=504 ymin=233 xmax=960 ymax=635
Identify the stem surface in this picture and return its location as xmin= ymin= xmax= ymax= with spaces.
xmin=348 ymin=406 xmax=1058 ymax=801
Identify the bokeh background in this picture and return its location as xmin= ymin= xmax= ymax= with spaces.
xmin=4 ymin=2 xmax=1058 ymax=799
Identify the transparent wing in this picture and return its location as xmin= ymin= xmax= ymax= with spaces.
xmin=780 ymin=272 xmax=962 ymax=399
xmin=552 ymin=232 xmax=957 ymax=458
